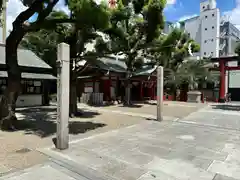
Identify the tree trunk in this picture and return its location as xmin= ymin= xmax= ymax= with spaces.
xmin=69 ymin=42 xmax=78 ymax=117
xmin=0 ymin=0 xmax=58 ymax=129
xmin=69 ymin=79 xmax=78 ymax=117
xmin=124 ymin=71 xmax=131 ymax=105
xmin=0 ymin=30 xmax=24 ymax=130
xmin=69 ymin=38 xmax=78 ymax=117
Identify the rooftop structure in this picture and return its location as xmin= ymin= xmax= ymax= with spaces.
xmin=177 ymin=0 xmax=240 ymax=58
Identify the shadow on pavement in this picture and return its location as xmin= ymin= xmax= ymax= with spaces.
xmin=211 ymin=104 xmax=240 ymax=111
xmin=143 ymin=101 xmax=157 ymax=105
xmin=119 ymin=103 xmax=143 ymax=108
xmin=9 ymin=107 xmax=105 ymax=138
xmin=87 ymin=102 xmax=143 ymax=108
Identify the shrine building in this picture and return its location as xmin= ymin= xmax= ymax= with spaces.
xmin=0 ymin=44 xmax=56 ymax=107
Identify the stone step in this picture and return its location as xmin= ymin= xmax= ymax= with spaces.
xmin=208 ymin=160 xmax=240 ymax=180
xmin=145 ymin=157 xmax=215 ymax=180
xmin=0 ymin=162 xmax=90 ymax=180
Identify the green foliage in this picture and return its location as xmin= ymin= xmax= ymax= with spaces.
xmin=21 ymin=29 xmax=61 ymax=75
xmin=146 ymin=27 xmax=210 ymax=90
xmin=148 ymin=28 xmax=200 ymax=71
xmin=164 ymin=58 xmax=218 ymax=90
xmin=20 ymin=11 xmax=70 ymax=75
xmin=21 ymin=0 xmax=67 ymax=6
xmin=235 ymin=43 xmax=240 ymax=57
xmin=98 ymin=0 xmax=166 ymax=73
xmin=20 ymin=0 xmax=113 ymax=73
xmin=68 ymin=0 xmax=110 ymax=30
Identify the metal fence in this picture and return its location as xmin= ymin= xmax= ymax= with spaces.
xmin=80 ymin=93 xmax=103 ymax=105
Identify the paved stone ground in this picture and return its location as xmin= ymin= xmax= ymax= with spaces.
xmin=78 ymin=101 xmax=206 ymax=120
xmin=0 ymin=106 xmax=146 ymax=176
xmin=3 ymin=102 xmax=238 ymax=180
xmin=2 ymin=103 xmax=237 ymax=180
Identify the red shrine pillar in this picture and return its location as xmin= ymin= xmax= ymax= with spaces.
xmin=219 ymin=59 xmax=226 ymax=103
xmin=108 ymin=76 xmax=111 ymax=100
xmin=93 ymin=79 xmax=95 ymax=93
xmin=152 ymin=83 xmax=155 ymax=100
xmin=148 ymin=82 xmax=152 ymax=99
xmin=103 ymin=76 xmax=111 ymax=101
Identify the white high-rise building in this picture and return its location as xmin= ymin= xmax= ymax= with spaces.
xmin=163 ymin=0 xmax=240 ymax=101
xmin=165 ymin=0 xmax=240 ymax=59
xmin=182 ymin=0 xmax=220 ymax=58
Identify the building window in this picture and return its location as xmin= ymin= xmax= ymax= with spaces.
xmin=21 ymin=80 xmax=42 ymax=94
xmin=212 ymin=13 xmax=214 ymax=17
xmin=211 ymin=39 xmax=214 ymax=42
xmin=205 ymin=15 xmax=208 ymax=19
xmin=203 ymin=6 xmax=205 ymax=9
xmin=204 ymin=52 xmax=206 ymax=55
xmin=188 ymin=33 xmax=190 ymax=37
xmin=205 ymin=28 xmax=207 ymax=31
xmin=204 ymin=40 xmax=207 ymax=43
xmin=212 ymin=26 xmax=214 ymax=29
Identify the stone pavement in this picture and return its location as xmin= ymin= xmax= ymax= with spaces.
xmin=0 ymin=106 xmax=146 ymax=176
xmin=78 ymin=101 xmax=205 ymax=120
xmin=2 ymin=103 xmax=240 ymax=180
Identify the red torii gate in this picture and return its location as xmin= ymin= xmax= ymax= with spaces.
xmin=211 ymin=56 xmax=240 ymax=102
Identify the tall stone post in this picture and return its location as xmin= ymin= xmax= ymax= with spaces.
xmin=56 ymin=43 xmax=70 ymax=150
xmin=157 ymin=66 xmax=163 ymax=121
xmin=2 ymin=0 xmax=6 ymax=43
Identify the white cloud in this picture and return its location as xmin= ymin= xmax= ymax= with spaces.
xmin=6 ymin=0 xmax=27 ymax=31
xmin=164 ymin=0 xmax=177 ymax=12
xmin=54 ymin=0 xmax=70 ymax=15
xmin=167 ymin=0 xmax=176 ymax=5
xmin=4 ymin=0 xmax=177 ymax=35
xmin=5 ymin=0 xmax=70 ymax=33
xmin=178 ymin=14 xmax=198 ymax=22
xmin=223 ymin=0 xmax=240 ymax=29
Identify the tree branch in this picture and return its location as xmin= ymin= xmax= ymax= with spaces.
xmin=12 ymin=0 xmax=46 ymax=30
xmin=36 ymin=0 xmax=59 ymax=22
xmin=25 ymin=18 xmax=75 ymax=32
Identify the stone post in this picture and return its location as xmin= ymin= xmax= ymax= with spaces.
xmin=56 ymin=43 xmax=70 ymax=150
xmin=157 ymin=66 xmax=163 ymax=121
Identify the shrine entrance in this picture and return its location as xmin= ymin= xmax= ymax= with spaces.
xmin=211 ymin=56 xmax=240 ymax=102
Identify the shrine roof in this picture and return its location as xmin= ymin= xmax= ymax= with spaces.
xmin=0 ymin=44 xmax=52 ymax=69
xmin=86 ymin=57 xmax=126 ymax=73
xmin=133 ymin=65 xmax=158 ymax=76
xmin=0 ymin=71 xmax=56 ymax=79
xmin=83 ymin=56 xmax=157 ymax=76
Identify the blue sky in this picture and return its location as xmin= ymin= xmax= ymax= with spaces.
xmin=164 ymin=0 xmax=237 ymax=23
xmin=17 ymin=0 xmax=240 ymax=29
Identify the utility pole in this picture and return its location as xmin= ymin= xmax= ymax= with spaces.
xmin=2 ymin=0 xmax=6 ymax=44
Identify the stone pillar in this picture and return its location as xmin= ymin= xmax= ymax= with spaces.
xmin=56 ymin=43 xmax=70 ymax=150
xmin=157 ymin=66 xmax=163 ymax=121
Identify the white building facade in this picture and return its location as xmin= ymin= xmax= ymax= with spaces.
xmin=181 ymin=0 xmax=221 ymax=58
xmin=174 ymin=0 xmax=240 ymax=101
